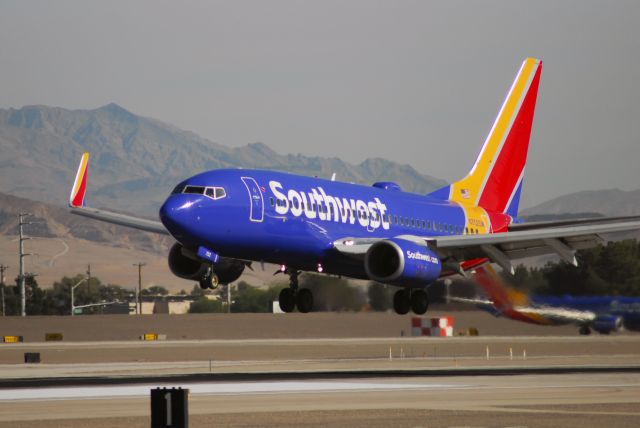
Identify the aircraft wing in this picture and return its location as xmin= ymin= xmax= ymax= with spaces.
xmin=333 ymin=218 xmax=640 ymax=274
xmin=68 ymin=152 xmax=169 ymax=235
xmin=70 ymin=205 xmax=169 ymax=235
xmin=448 ymin=296 xmax=494 ymax=307
xmin=508 ymin=215 xmax=640 ymax=231
xmin=514 ymin=306 xmax=596 ymax=324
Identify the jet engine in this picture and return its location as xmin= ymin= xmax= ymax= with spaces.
xmin=364 ymin=238 xmax=442 ymax=287
xmin=168 ymin=243 xmax=245 ymax=285
xmin=592 ymin=315 xmax=623 ymax=334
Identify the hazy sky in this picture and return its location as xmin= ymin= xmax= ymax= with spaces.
xmin=1 ymin=1 xmax=639 ymax=207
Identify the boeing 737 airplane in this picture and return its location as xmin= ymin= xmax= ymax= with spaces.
xmin=452 ymin=265 xmax=640 ymax=335
xmin=69 ymin=58 xmax=640 ymax=315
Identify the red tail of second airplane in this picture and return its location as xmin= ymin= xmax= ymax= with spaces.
xmin=430 ymin=58 xmax=542 ymax=218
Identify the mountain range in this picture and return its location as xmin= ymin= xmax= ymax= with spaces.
xmin=0 ymin=104 xmax=446 ymax=217
xmin=1 ymin=103 xmax=638 ymax=287
xmin=521 ymin=189 xmax=640 ymax=217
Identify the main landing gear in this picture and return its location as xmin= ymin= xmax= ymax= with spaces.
xmin=278 ymin=270 xmax=314 ymax=313
xmin=393 ymin=288 xmax=429 ymax=315
xmin=579 ymin=325 xmax=592 ymax=335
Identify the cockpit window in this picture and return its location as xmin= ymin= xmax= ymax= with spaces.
xmin=174 ymin=184 xmax=226 ymax=200
xmin=204 ymin=186 xmax=226 ymax=200
xmin=214 ymin=188 xmax=226 ymax=199
xmin=184 ymin=186 xmax=205 ymax=194
xmin=171 ymin=184 xmax=186 ymax=194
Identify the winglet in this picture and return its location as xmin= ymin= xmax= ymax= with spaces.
xmin=69 ymin=152 xmax=89 ymax=207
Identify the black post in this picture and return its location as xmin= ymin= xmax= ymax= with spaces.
xmin=150 ymin=387 xmax=189 ymax=428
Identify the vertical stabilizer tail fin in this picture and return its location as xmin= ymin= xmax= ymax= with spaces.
xmin=473 ymin=265 xmax=528 ymax=310
xmin=69 ymin=152 xmax=89 ymax=208
xmin=429 ymin=58 xmax=542 ymax=217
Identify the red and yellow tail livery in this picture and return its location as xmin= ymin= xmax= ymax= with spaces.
xmin=430 ymin=58 xmax=542 ymax=220
xmin=69 ymin=152 xmax=89 ymax=208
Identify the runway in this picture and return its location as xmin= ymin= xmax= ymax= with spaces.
xmin=0 ymin=372 xmax=639 ymax=427
xmin=0 ymin=323 xmax=638 ymax=426
xmin=0 ymin=379 xmax=455 ymax=401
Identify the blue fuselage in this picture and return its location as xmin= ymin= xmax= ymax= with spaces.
xmin=531 ymin=295 xmax=640 ymax=331
xmin=159 ymin=169 xmax=470 ymax=280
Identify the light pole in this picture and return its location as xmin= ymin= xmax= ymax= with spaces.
xmin=71 ymin=266 xmax=117 ymax=315
xmin=70 ymin=276 xmax=87 ymax=316
xmin=0 ymin=264 xmax=7 ymax=316
xmin=133 ymin=262 xmax=145 ymax=315
xmin=227 ymin=283 xmax=232 ymax=313
xmin=18 ymin=213 xmax=32 ymax=317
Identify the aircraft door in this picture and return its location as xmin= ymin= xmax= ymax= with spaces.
xmin=241 ymin=177 xmax=264 ymax=222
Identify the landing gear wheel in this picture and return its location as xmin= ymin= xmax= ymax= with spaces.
xmin=279 ymin=288 xmax=296 ymax=313
xmin=393 ymin=289 xmax=411 ymax=315
xmin=209 ymin=273 xmax=219 ymax=289
xmin=199 ymin=272 xmax=219 ymax=290
xmin=579 ymin=326 xmax=591 ymax=335
xmin=296 ymin=288 xmax=314 ymax=313
xmin=410 ymin=289 xmax=429 ymax=315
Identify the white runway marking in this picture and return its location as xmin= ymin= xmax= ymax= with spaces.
xmin=0 ymin=381 xmax=462 ymax=401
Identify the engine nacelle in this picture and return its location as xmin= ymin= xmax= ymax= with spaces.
xmin=592 ymin=314 xmax=623 ymax=334
xmin=211 ymin=257 xmax=246 ymax=284
xmin=168 ymin=243 xmax=209 ymax=280
xmin=364 ymin=238 xmax=441 ymax=287
xmin=168 ymin=243 xmax=245 ymax=284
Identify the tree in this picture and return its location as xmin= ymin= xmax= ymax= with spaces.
xmin=367 ymin=282 xmax=394 ymax=311
xmin=190 ymin=284 xmax=205 ymax=297
xmin=189 ymin=297 xmax=224 ymax=313
xmin=301 ymin=274 xmax=364 ymax=311
xmin=142 ymin=286 xmax=169 ymax=296
xmin=524 ymin=240 xmax=640 ymax=297
xmin=231 ymin=282 xmax=284 ymax=313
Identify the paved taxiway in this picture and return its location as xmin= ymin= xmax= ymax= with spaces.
xmin=1 ymin=335 xmax=639 ymax=380
xmin=1 ymin=314 xmax=638 ymax=426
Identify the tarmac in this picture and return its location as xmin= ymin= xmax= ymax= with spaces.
xmin=0 ymin=372 xmax=638 ymax=427
xmin=0 ymin=312 xmax=638 ymax=427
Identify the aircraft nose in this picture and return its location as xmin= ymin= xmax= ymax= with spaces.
xmin=159 ymin=195 xmax=200 ymax=239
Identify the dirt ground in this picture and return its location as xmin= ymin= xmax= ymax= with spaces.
xmin=0 ymin=309 xmax=587 ymax=343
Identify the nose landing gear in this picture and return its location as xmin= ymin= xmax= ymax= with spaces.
xmin=278 ymin=270 xmax=314 ymax=313
xmin=199 ymin=265 xmax=219 ymax=290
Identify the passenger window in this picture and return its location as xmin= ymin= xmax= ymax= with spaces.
xmin=394 ymin=216 xmax=398 ymax=225
xmin=270 ymin=197 xmax=274 ymax=206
